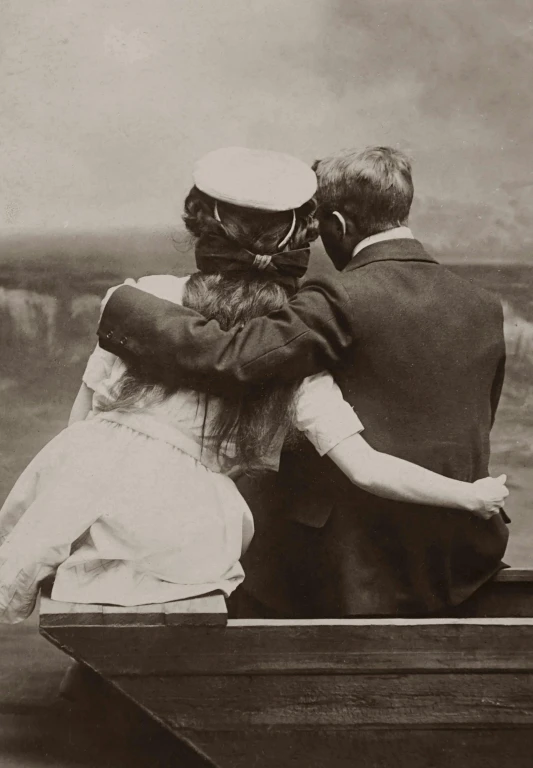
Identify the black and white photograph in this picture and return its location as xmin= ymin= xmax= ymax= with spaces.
xmin=0 ymin=1 xmax=531 ymax=766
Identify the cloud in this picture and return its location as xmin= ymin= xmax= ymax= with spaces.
xmin=0 ymin=0 xmax=530 ymax=260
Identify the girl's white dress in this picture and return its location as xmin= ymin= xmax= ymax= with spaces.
xmin=0 ymin=275 xmax=363 ymax=623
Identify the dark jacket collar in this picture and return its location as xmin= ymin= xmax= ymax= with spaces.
xmin=343 ymin=238 xmax=438 ymax=272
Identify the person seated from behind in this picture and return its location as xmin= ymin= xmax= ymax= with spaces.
xmin=0 ymin=148 xmax=507 ymax=624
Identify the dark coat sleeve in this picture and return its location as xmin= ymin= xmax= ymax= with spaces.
xmin=97 ymin=276 xmax=355 ymax=396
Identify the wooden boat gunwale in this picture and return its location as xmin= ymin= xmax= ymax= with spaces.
xmin=38 ymin=567 xmax=533 ymax=768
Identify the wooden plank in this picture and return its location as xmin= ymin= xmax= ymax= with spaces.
xmin=39 ymin=619 xmax=533 ymax=676
xmin=494 ymin=568 xmax=533 ymax=583
xmin=115 ymin=672 xmax=533 ymax=730
xmin=176 ymin=727 xmax=533 ymax=768
xmin=40 ymin=595 xmax=104 ymax=626
xmin=455 ymin=581 xmax=533 ymax=617
xmin=102 ymin=604 xmax=167 ymax=626
xmin=38 ymin=572 xmax=533 ymax=629
xmin=40 ymin=592 xmax=227 ymax=628
xmin=163 ymin=594 xmax=227 ymax=626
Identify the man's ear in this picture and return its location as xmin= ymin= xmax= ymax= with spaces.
xmin=319 ymin=208 xmax=346 ymax=240
xmin=331 ymin=211 xmax=347 ymax=237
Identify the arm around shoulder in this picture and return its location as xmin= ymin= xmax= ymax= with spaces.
xmin=98 ymin=276 xmax=355 ymax=396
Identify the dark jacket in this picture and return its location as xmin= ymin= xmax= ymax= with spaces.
xmin=99 ymin=239 xmax=508 ymax=616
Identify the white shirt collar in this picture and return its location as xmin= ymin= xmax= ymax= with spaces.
xmin=352 ymin=226 xmax=414 ymax=259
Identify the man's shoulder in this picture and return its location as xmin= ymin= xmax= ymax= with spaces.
xmin=438 ymin=264 xmax=503 ymax=314
xmin=298 ymin=265 xmax=390 ymax=321
xmin=300 ymin=264 xmax=379 ymax=294
xmin=298 ymin=271 xmax=353 ymax=305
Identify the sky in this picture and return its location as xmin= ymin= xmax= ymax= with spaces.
xmin=0 ymin=0 xmax=532 ymax=260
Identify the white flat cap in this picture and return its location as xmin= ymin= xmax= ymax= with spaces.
xmin=193 ymin=147 xmax=317 ymax=211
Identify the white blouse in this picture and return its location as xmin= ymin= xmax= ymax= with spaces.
xmin=0 ymin=274 xmax=364 ymax=622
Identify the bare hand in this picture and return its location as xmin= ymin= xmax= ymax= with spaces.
xmin=471 ymin=474 xmax=509 ymax=519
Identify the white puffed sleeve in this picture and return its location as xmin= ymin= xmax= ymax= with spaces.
xmin=294 ymin=372 xmax=364 ymax=456
xmin=82 ymin=345 xmax=119 ymax=394
xmin=100 ymin=274 xmax=189 ymax=314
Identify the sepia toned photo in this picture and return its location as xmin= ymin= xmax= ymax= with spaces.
xmin=0 ymin=2 xmax=531 ymax=766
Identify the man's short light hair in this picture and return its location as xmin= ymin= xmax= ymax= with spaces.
xmin=313 ymin=147 xmax=414 ymax=238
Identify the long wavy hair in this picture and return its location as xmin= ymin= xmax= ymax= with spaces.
xmin=99 ymin=186 xmax=319 ymax=474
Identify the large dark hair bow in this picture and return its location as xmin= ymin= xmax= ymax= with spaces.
xmin=195 ymin=233 xmax=310 ymax=280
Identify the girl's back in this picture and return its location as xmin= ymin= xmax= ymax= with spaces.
xmin=0 ymin=269 xmax=298 ymax=621
xmin=0 ymin=276 xmax=264 ymax=618
xmin=0 ymin=148 xmax=323 ymax=622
